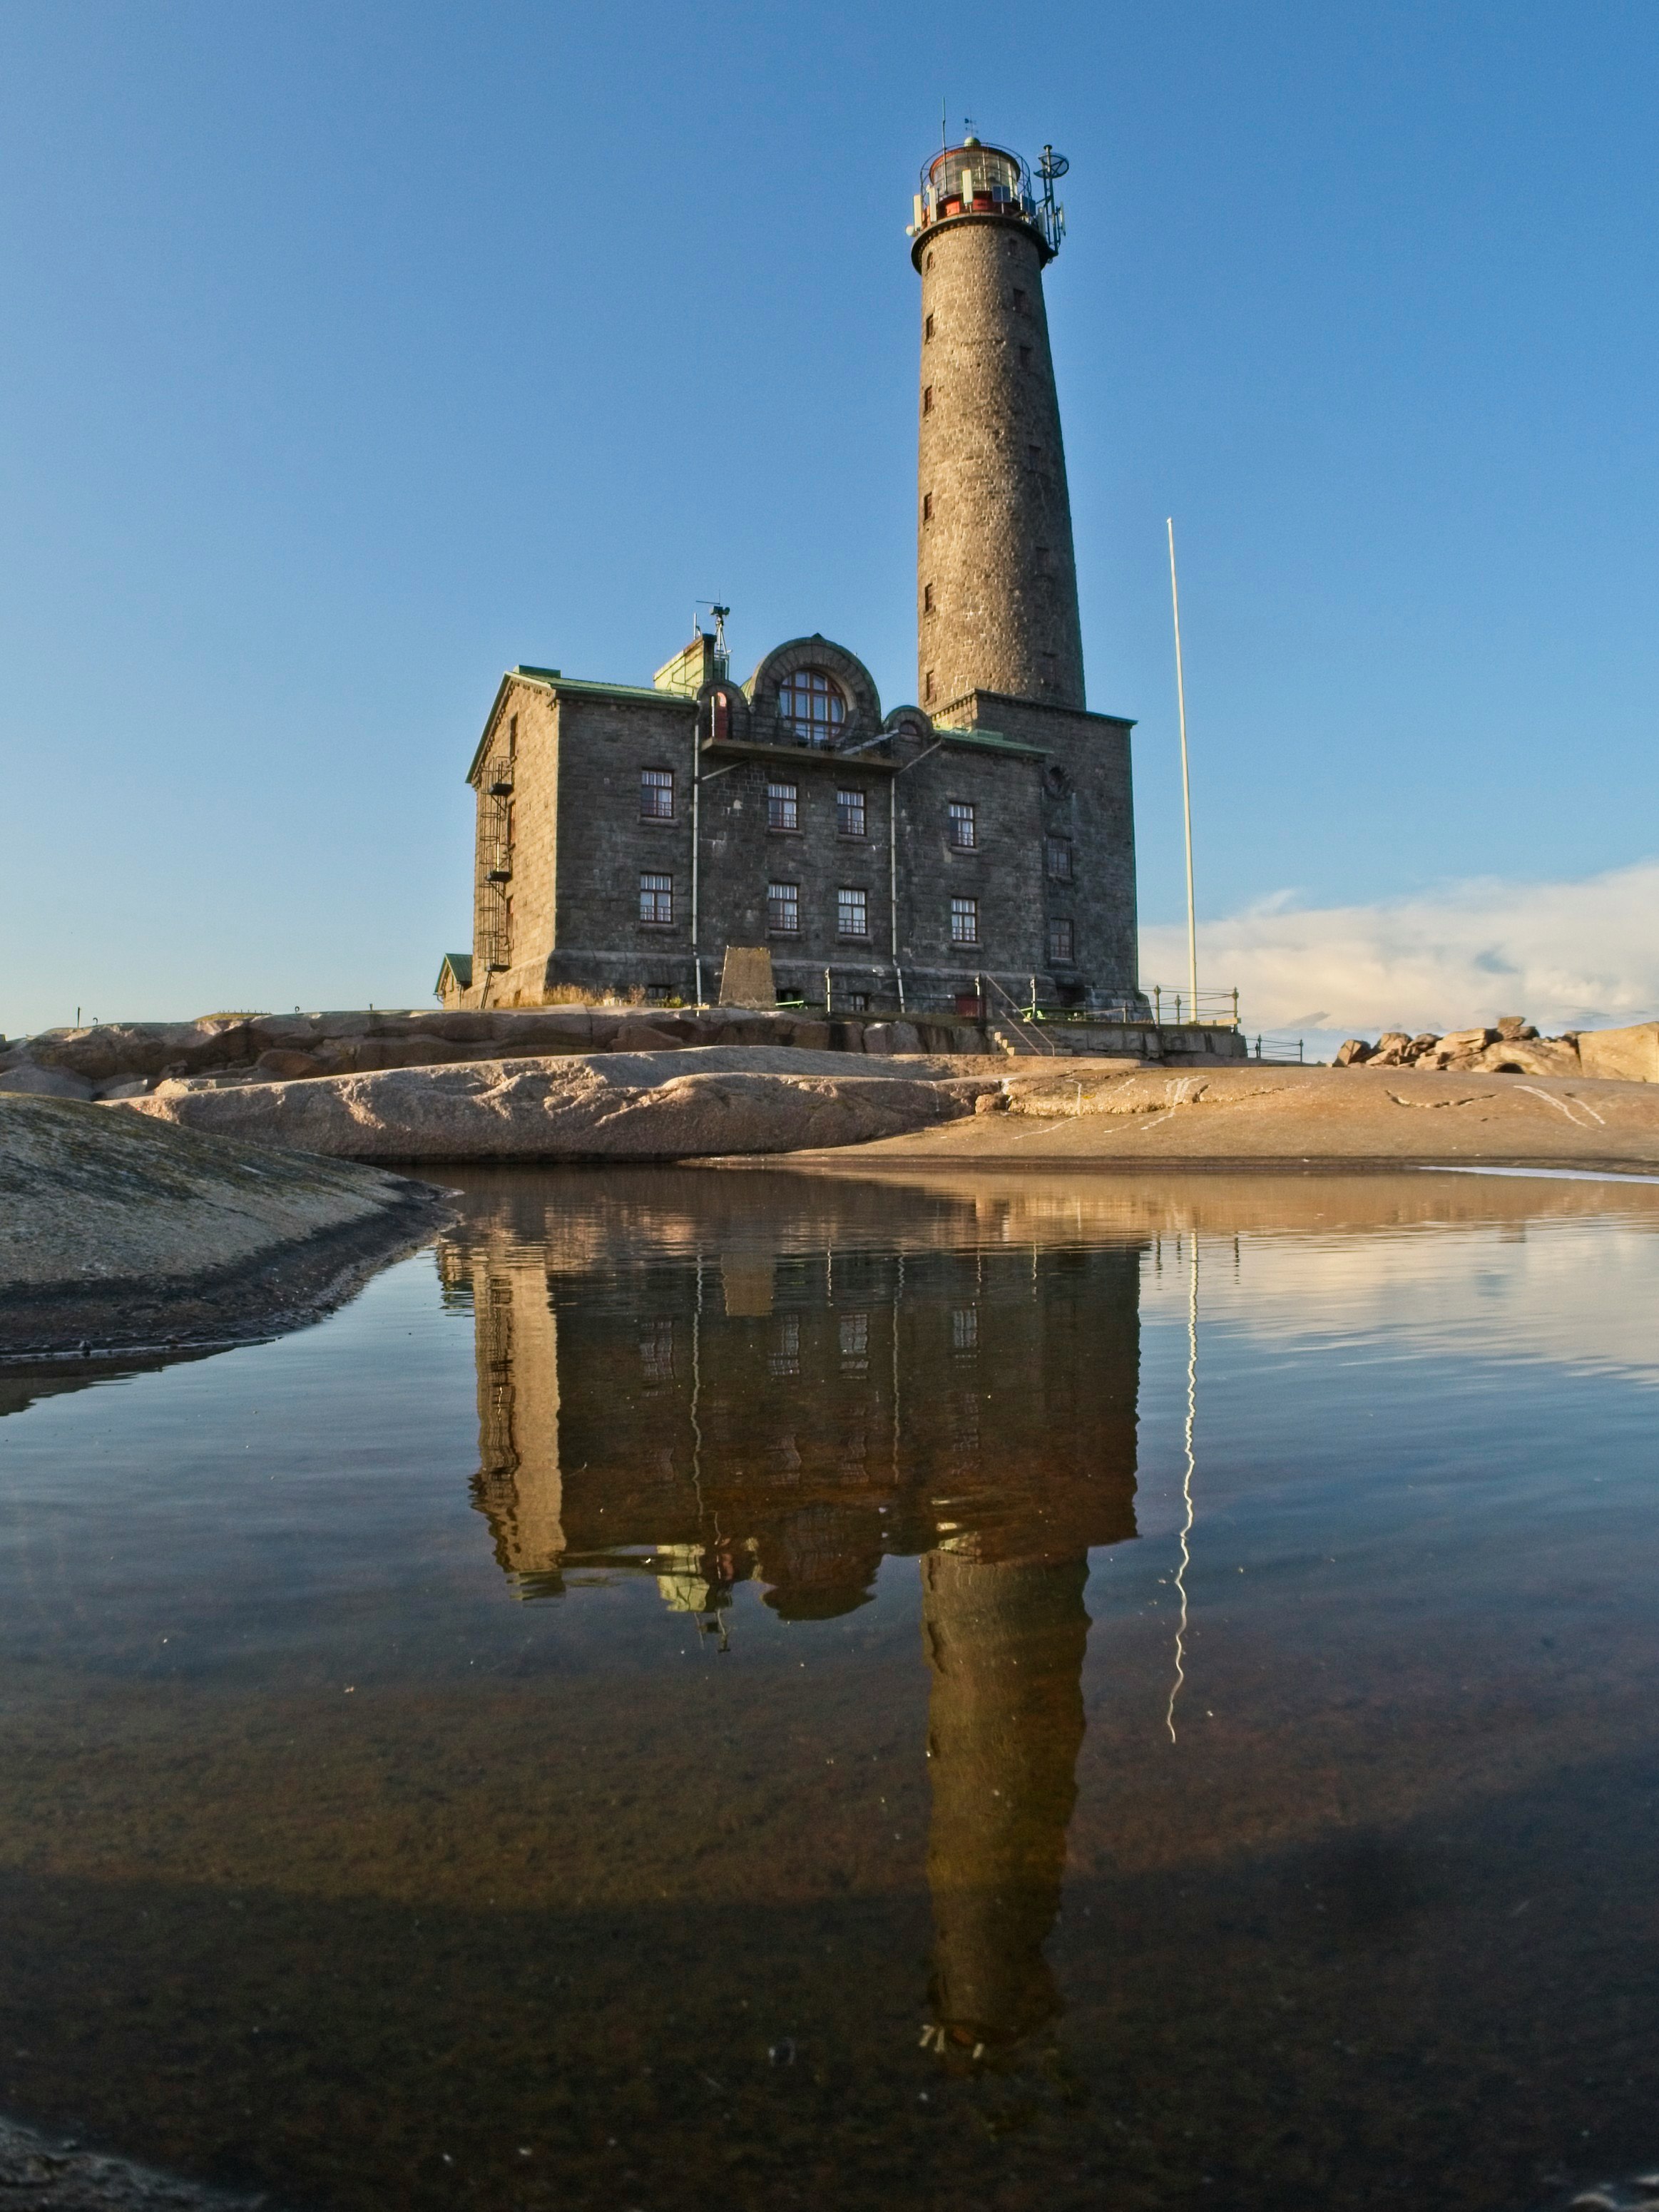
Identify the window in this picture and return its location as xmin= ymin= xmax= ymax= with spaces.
xmin=950 ymin=896 xmax=979 ymax=946
xmin=924 ymin=670 xmax=935 ymax=703
xmin=922 ymin=491 xmax=933 ymax=522
xmin=1013 ymin=287 xmax=1026 ymax=311
xmin=508 ymin=713 xmax=518 ymax=757
xmin=924 ymin=312 xmax=935 ymax=341
xmin=923 ymin=581 xmax=935 ymax=614
xmin=770 ymin=1314 xmax=801 ymax=1376
xmin=839 ymin=1312 xmax=869 ymax=1367
xmin=923 ymin=384 xmax=934 ymax=414
xmin=1045 ymin=834 xmax=1073 ymax=881
xmin=777 ymin=667 xmax=845 ymax=745
xmin=640 ymin=1320 xmax=674 ymax=1383
xmin=640 ymin=767 xmax=674 ymax=819
xmin=1048 ymin=917 xmax=1075 ymax=965
xmin=1028 ymin=441 xmax=1041 ymax=464
xmin=952 ymin=1306 xmax=979 ymax=1352
xmin=926 ymin=250 xmax=934 ymax=270
xmin=767 ymin=880 xmax=800 ymax=934
xmin=837 ymin=887 xmax=869 ymax=939
xmin=947 ymin=801 xmax=976 ymax=850
xmin=846 ymin=990 xmax=869 ymax=1013
xmin=837 ymin=787 xmax=866 ymax=837
xmin=1019 ymin=344 xmax=1032 ymax=368
xmin=639 ymin=871 xmax=674 ymax=926
xmin=767 ymin=779 xmax=800 ymax=831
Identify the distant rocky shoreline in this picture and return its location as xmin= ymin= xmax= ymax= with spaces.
xmin=1334 ymin=1015 xmax=1658 ymax=1080
xmin=0 ymin=1005 xmax=976 ymax=1103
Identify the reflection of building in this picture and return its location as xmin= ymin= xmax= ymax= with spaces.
xmin=439 ymin=1174 xmax=1144 ymax=2057
xmin=440 ymin=1209 xmax=1140 ymax=1613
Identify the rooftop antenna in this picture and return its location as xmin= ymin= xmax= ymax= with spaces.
xmin=710 ymin=603 xmax=730 ymax=678
xmin=940 ymin=96 xmax=946 ymax=148
xmin=1037 ymin=145 xmax=1069 ymax=254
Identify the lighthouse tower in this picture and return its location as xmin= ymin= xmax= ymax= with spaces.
xmin=911 ymin=136 xmax=1083 ymax=714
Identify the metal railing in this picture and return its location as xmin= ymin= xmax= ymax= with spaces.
xmin=1146 ymin=985 xmax=1240 ymax=1028
xmin=1249 ymin=1035 xmax=1307 ymax=1063
xmin=981 ymin=971 xmax=1061 ymax=1053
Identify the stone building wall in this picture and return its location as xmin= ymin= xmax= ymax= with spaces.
xmin=546 ymin=687 xmax=698 ymax=998
xmin=939 ymin=689 xmax=1140 ymax=1006
xmin=455 ymin=663 xmax=1141 ymax=1015
xmin=915 ymin=216 xmax=1086 ymax=712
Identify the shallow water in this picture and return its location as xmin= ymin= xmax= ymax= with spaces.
xmin=2 ymin=1165 xmax=1658 ymax=2211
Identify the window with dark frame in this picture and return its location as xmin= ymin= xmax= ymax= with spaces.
xmin=837 ymin=787 xmax=866 ymax=837
xmin=777 ymin=669 xmax=845 ymax=745
xmin=923 ymin=384 xmax=934 ymax=413
xmin=639 ymin=1320 xmax=675 ymax=1384
xmin=924 ymin=670 xmax=936 ymax=702
xmin=952 ymin=1306 xmax=979 ymax=1352
xmin=839 ymin=1312 xmax=869 ymax=1366
xmin=924 ymin=312 xmax=935 ymax=340
xmin=837 ymin=887 xmax=869 ymax=940
xmin=767 ymin=881 xmax=800 ymax=934
xmin=846 ymin=990 xmax=869 ymax=1013
xmin=1045 ymin=834 xmax=1073 ymax=881
xmin=947 ymin=800 xmax=976 ymax=850
xmin=922 ymin=491 xmax=933 ymax=521
xmin=767 ymin=779 xmax=800 ymax=831
xmin=1048 ymin=917 xmax=1076 ymax=965
xmin=923 ymin=581 xmax=935 ymax=613
xmin=640 ymin=767 xmax=675 ymax=819
xmin=639 ymin=872 xmax=674 ymax=926
xmin=1013 ymin=287 xmax=1026 ymax=311
xmin=950 ymin=896 xmax=979 ymax=946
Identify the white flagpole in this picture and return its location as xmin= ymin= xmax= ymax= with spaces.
xmin=1167 ymin=518 xmax=1198 ymax=1016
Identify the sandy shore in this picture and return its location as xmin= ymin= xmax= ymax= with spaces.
xmin=786 ymin=1059 xmax=1659 ymax=1174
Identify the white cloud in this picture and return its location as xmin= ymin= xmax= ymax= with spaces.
xmin=1141 ymin=859 xmax=1659 ymax=1050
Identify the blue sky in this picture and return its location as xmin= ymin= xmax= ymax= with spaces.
xmin=2 ymin=1 xmax=1655 ymax=1036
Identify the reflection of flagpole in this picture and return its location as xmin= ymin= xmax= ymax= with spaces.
xmin=1166 ymin=1234 xmax=1198 ymax=1742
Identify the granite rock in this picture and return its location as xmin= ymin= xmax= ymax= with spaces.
xmin=121 ymin=1048 xmax=993 ymax=1162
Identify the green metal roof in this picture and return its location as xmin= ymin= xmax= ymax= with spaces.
xmin=514 ymin=666 xmax=695 ymax=708
xmin=437 ymin=952 xmax=473 ymax=990
xmin=932 ymin=725 xmax=1046 ymax=760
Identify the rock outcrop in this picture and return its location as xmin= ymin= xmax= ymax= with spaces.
xmin=1332 ymin=1017 xmax=1659 ymax=1081
xmin=1 ymin=1094 xmax=448 ymax=1357
xmin=0 ymin=1005 xmax=981 ymax=1103
xmin=118 ymin=1048 xmax=999 ymax=1162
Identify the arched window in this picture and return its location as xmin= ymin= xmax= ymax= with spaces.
xmin=777 ymin=667 xmax=846 ymax=746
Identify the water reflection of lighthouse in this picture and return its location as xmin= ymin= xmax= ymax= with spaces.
xmin=921 ymin=1550 xmax=1089 ymax=2054
xmin=440 ymin=1176 xmax=1144 ymax=2059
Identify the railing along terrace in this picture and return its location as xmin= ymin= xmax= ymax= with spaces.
xmin=1145 ymin=985 xmax=1241 ymax=1028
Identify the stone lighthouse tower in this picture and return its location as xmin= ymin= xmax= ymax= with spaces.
xmin=912 ymin=135 xmax=1084 ymax=712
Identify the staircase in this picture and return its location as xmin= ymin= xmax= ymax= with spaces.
xmin=984 ymin=997 xmax=1058 ymax=1057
